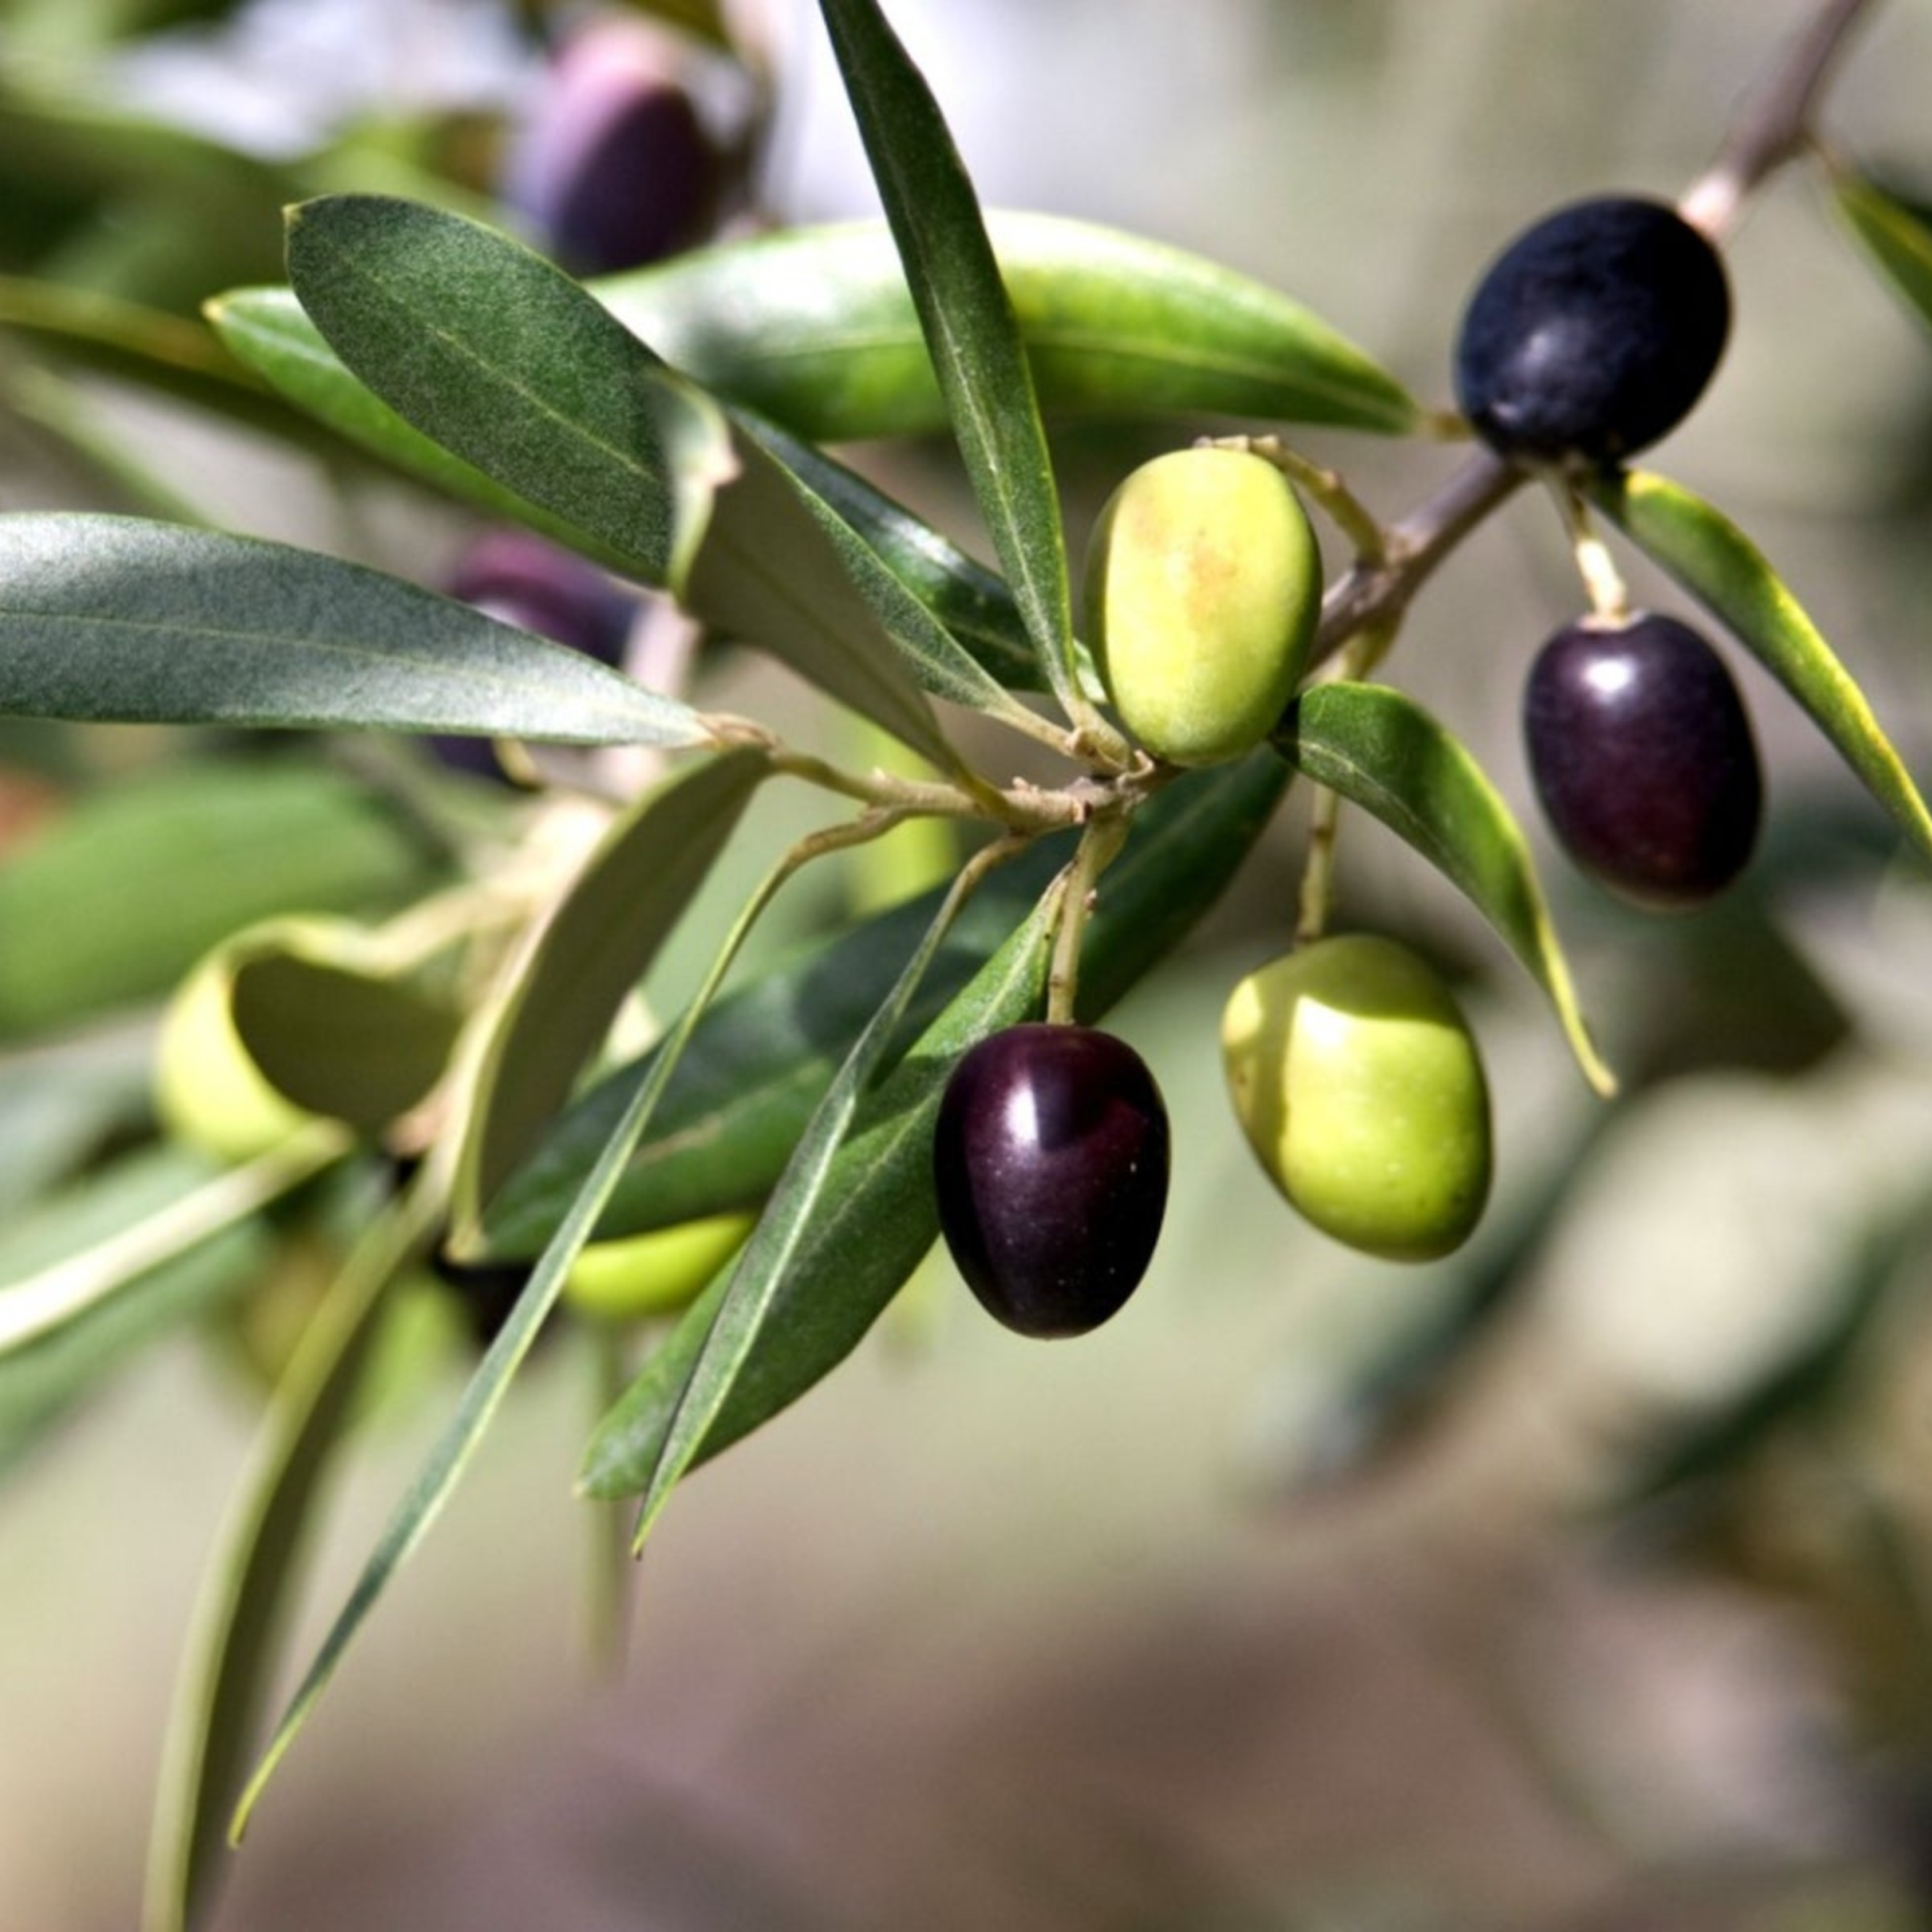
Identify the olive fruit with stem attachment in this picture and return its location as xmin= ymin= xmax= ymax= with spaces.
xmin=934 ymin=1023 xmax=1170 ymax=1337
xmin=1222 ymin=935 xmax=1492 ymax=1262
xmin=1523 ymin=611 xmax=1762 ymax=909
xmin=1453 ymin=195 xmax=1730 ymax=465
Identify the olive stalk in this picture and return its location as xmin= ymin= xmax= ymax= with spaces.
xmin=1550 ymin=481 xmax=1632 ymax=626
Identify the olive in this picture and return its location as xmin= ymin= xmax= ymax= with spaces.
xmin=1453 ymin=195 xmax=1730 ymax=465
xmin=564 ymin=1211 xmax=756 ymax=1322
xmin=1222 ymin=935 xmax=1491 ymax=1262
xmin=430 ymin=530 xmax=638 ymax=780
xmin=933 ymin=1023 xmax=1170 ymax=1337
xmin=445 ymin=529 xmax=635 ymax=668
xmin=1523 ymin=611 xmax=1761 ymax=909
xmin=1084 ymin=447 xmax=1321 ymax=767
xmin=504 ymin=14 xmax=724 ymax=276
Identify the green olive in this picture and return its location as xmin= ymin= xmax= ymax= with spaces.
xmin=563 ymin=1210 xmax=757 ymax=1322
xmin=1220 ymin=934 xmax=1491 ymax=1262
xmin=1084 ymin=447 xmax=1321 ymax=767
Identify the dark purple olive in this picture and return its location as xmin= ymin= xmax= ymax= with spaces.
xmin=429 ymin=531 xmax=637 ymax=781
xmin=934 ymin=1023 xmax=1169 ymax=1338
xmin=1524 ymin=612 xmax=1761 ymax=909
xmin=446 ymin=528 xmax=635 ymax=667
xmin=1455 ymin=195 xmax=1730 ymax=466
xmin=504 ymin=15 xmax=723 ymax=276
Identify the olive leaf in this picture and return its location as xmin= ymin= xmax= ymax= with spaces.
xmin=1278 ymin=681 xmax=1615 ymax=1096
xmin=211 ymin=287 xmax=1042 ymax=707
xmin=476 ymin=846 xmax=1072 ymax=1259
xmin=284 ymin=195 xmax=734 ymax=596
xmin=618 ymin=841 xmax=1023 ymax=1551
xmin=0 ymin=1128 xmax=349 ymax=1361
xmin=580 ymin=752 xmax=1293 ymax=1498
xmin=147 ymin=1186 xmax=438 ymax=1932
xmin=815 ymin=0 xmax=1085 ymax=720
xmin=582 ymin=886 xmax=1057 ymax=1505
xmin=230 ymin=951 xmax=462 ymax=1132
xmin=0 ymin=271 xmax=288 ymax=433
xmin=452 ymin=746 xmax=768 ymax=1237
xmin=0 ymin=515 xmax=706 ymax=748
xmin=682 ymin=419 xmax=972 ymax=772
xmin=596 ymin=212 xmax=1427 ymax=440
xmin=1592 ymin=468 xmax=1932 ymax=863
xmin=207 ymin=286 xmax=642 ymax=571
xmin=229 ymin=821 xmax=817 ymax=1847
xmin=1829 ymin=168 xmax=1932 ymax=336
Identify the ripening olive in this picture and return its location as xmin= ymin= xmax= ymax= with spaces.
xmin=1085 ymin=448 xmax=1321 ymax=767
xmin=1453 ymin=195 xmax=1730 ymax=465
xmin=563 ymin=1211 xmax=757 ymax=1322
xmin=1523 ymin=612 xmax=1761 ymax=910
xmin=504 ymin=14 xmax=725 ymax=276
xmin=1222 ymin=935 xmax=1492 ymax=1262
xmin=934 ymin=1024 xmax=1170 ymax=1337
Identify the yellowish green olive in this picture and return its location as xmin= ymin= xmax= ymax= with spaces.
xmin=563 ymin=1210 xmax=757 ymax=1322
xmin=1220 ymin=934 xmax=1491 ymax=1262
xmin=1085 ymin=447 xmax=1321 ymax=767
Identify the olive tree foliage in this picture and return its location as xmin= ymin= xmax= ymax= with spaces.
xmin=0 ymin=0 xmax=1929 ymax=1925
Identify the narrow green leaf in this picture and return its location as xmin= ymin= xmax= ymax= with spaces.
xmin=685 ymin=418 xmax=966 ymax=771
xmin=1593 ymin=468 xmax=1932 ymax=863
xmin=0 ymin=272 xmax=287 ymax=431
xmin=1279 ymin=681 xmax=1615 ymax=1096
xmin=580 ymin=752 xmax=1291 ymax=1496
xmin=478 ymin=847 xmax=1073 ymax=1259
xmin=0 ymin=761 xmax=428 ymax=1039
xmin=207 ymin=287 xmax=650 ymax=574
xmin=0 ymin=1124 xmax=349 ymax=1358
xmin=749 ymin=415 xmax=1041 ymax=693
xmin=146 ymin=1185 xmax=434 ymax=1932
xmin=625 ymin=845 xmax=1014 ymax=1547
xmin=1831 ymin=170 xmax=1932 ymax=335
xmin=453 ymin=747 xmax=768 ymax=1232
xmin=284 ymin=194 xmax=736 ymax=594
xmin=212 ymin=287 xmax=1042 ymax=709
xmin=596 ymin=212 xmax=1426 ymax=440
xmin=231 ymin=819 xmax=806 ymax=1844
xmin=0 ymin=1147 xmax=280 ymax=1472
xmin=0 ymin=515 xmax=708 ymax=746
xmin=583 ymin=888 xmax=1056 ymax=1504
xmin=730 ymin=410 xmax=1048 ymax=726
xmin=816 ymin=0 xmax=1080 ymax=714
xmin=230 ymin=953 xmax=461 ymax=1132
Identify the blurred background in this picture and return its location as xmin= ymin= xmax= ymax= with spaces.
xmin=6 ymin=1 xmax=1932 ymax=1927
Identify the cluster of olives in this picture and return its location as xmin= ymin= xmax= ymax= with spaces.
xmin=1455 ymin=193 xmax=1761 ymax=908
xmin=933 ymin=442 xmax=1493 ymax=1337
xmin=935 ymin=191 xmax=1758 ymax=1339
